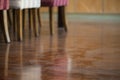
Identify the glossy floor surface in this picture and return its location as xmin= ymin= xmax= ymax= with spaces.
xmin=0 ymin=15 xmax=120 ymax=80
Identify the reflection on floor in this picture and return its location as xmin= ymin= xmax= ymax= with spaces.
xmin=0 ymin=15 xmax=120 ymax=80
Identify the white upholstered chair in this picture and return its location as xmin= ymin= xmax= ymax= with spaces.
xmin=9 ymin=0 xmax=41 ymax=41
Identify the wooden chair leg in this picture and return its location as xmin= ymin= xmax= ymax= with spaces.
xmin=3 ymin=10 xmax=10 ymax=43
xmin=7 ymin=9 xmax=13 ymax=28
xmin=58 ymin=6 xmax=67 ymax=32
xmin=49 ymin=7 xmax=54 ymax=35
xmin=28 ymin=9 xmax=33 ymax=37
xmin=37 ymin=8 xmax=41 ymax=34
xmin=33 ymin=8 xmax=39 ymax=37
xmin=17 ymin=9 xmax=23 ymax=41
xmin=62 ymin=6 xmax=67 ymax=32
xmin=13 ymin=9 xmax=18 ymax=40
xmin=7 ymin=9 xmax=14 ymax=40
xmin=22 ymin=9 xmax=26 ymax=37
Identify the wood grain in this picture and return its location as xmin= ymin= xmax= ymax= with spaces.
xmin=104 ymin=0 xmax=120 ymax=13
xmin=69 ymin=0 xmax=102 ymax=13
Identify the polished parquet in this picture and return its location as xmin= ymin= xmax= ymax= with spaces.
xmin=0 ymin=15 xmax=120 ymax=80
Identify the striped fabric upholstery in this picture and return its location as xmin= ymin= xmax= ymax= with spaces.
xmin=10 ymin=0 xmax=41 ymax=9
xmin=0 ymin=0 xmax=9 ymax=10
xmin=41 ymin=0 xmax=68 ymax=6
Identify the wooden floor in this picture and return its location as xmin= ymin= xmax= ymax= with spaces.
xmin=0 ymin=15 xmax=120 ymax=80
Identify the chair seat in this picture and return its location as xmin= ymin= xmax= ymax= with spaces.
xmin=41 ymin=0 xmax=68 ymax=7
xmin=0 ymin=0 xmax=9 ymax=10
xmin=10 ymin=0 xmax=41 ymax=9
